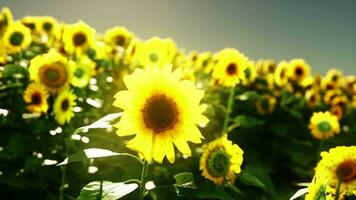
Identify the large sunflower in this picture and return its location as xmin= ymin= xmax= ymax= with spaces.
xmin=23 ymin=83 xmax=49 ymax=114
xmin=72 ymin=56 xmax=95 ymax=88
xmin=199 ymin=135 xmax=244 ymax=185
xmin=0 ymin=7 xmax=13 ymax=35
xmin=62 ymin=21 xmax=95 ymax=55
xmin=287 ymin=58 xmax=310 ymax=82
xmin=3 ymin=22 xmax=32 ymax=53
xmin=113 ymin=66 xmax=208 ymax=163
xmin=29 ymin=50 xmax=73 ymax=94
xmin=315 ymin=146 xmax=356 ymax=196
xmin=309 ymin=111 xmax=340 ymax=140
xmin=104 ymin=26 xmax=134 ymax=49
xmin=53 ymin=89 xmax=76 ymax=125
xmin=212 ymin=48 xmax=248 ymax=87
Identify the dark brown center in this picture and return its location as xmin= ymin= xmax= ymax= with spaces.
xmin=31 ymin=92 xmax=42 ymax=105
xmin=61 ymin=99 xmax=70 ymax=112
xmin=115 ymin=35 xmax=125 ymax=46
xmin=336 ymin=160 xmax=356 ymax=182
xmin=295 ymin=66 xmax=303 ymax=77
xmin=73 ymin=32 xmax=87 ymax=46
xmin=226 ymin=63 xmax=237 ymax=75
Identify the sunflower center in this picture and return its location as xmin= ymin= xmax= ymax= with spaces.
xmin=149 ymin=53 xmax=159 ymax=62
xmin=43 ymin=22 xmax=53 ymax=32
xmin=226 ymin=63 xmax=237 ymax=75
xmin=74 ymin=67 xmax=85 ymax=78
xmin=142 ymin=94 xmax=178 ymax=133
xmin=45 ymin=69 xmax=59 ymax=81
xmin=115 ymin=35 xmax=125 ymax=46
xmin=208 ymin=149 xmax=230 ymax=177
xmin=317 ymin=121 xmax=332 ymax=133
xmin=336 ymin=160 xmax=356 ymax=182
xmin=39 ymin=63 xmax=67 ymax=89
xmin=73 ymin=32 xmax=87 ymax=46
xmin=268 ymin=64 xmax=275 ymax=73
xmin=31 ymin=92 xmax=42 ymax=105
xmin=295 ymin=66 xmax=304 ymax=77
xmin=61 ymin=99 xmax=70 ymax=112
xmin=9 ymin=32 xmax=24 ymax=46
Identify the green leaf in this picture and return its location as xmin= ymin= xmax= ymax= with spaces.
xmin=239 ymin=171 xmax=266 ymax=190
xmin=232 ymin=115 xmax=264 ymax=128
xmin=173 ymin=172 xmax=197 ymax=189
xmin=73 ymin=113 xmax=121 ymax=135
xmin=77 ymin=181 xmax=138 ymax=200
xmin=57 ymin=148 xmax=142 ymax=166
xmin=3 ymin=64 xmax=27 ymax=78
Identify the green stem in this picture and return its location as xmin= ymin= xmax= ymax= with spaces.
xmin=334 ymin=176 xmax=342 ymax=200
xmin=138 ymin=160 xmax=149 ymax=200
xmin=222 ymin=87 xmax=235 ymax=134
xmin=316 ymin=139 xmax=324 ymax=162
xmin=59 ymin=138 xmax=70 ymax=200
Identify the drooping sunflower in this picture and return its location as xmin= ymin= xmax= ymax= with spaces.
xmin=104 ymin=26 xmax=134 ymax=49
xmin=0 ymin=7 xmax=13 ymax=35
xmin=53 ymin=89 xmax=76 ymax=125
xmin=315 ymin=146 xmax=356 ymax=196
xmin=305 ymin=89 xmax=321 ymax=108
xmin=287 ymin=58 xmax=311 ymax=82
xmin=113 ymin=66 xmax=208 ymax=163
xmin=29 ymin=50 xmax=73 ymax=94
xmin=138 ymin=37 xmax=174 ymax=68
xmin=72 ymin=56 xmax=95 ymax=88
xmin=256 ymin=94 xmax=277 ymax=115
xmin=308 ymin=111 xmax=340 ymax=140
xmin=274 ymin=60 xmax=289 ymax=87
xmin=23 ymin=83 xmax=49 ymax=114
xmin=199 ymin=135 xmax=244 ymax=185
xmin=3 ymin=22 xmax=32 ymax=53
xmin=212 ymin=48 xmax=249 ymax=87
xmin=62 ymin=21 xmax=95 ymax=55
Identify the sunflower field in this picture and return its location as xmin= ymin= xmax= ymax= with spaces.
xmin=1 ymin=7 xmax=356 ymax=200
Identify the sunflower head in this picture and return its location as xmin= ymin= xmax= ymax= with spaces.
xmin=36 ymin=16 xmax=59 ymax=38
xmin=256 ymin=59 xmax=276 ymax=75
xmin=212 ymin=48 xmax=249 ymax=87
xmin=104 ymin=26 xmax=134 ymax=49
xmin=0 ymin=7 xmax=13 ymax=34
xmin=305 ymin=89 xmax=321 ymax=108
xmin=23 ymin=83 xmax=49 ymax=114
xmin=309 ymin=111 xmax=340 ymax=140
xmin=322 ymin=69 xmax=344 ymax=90
xmin=72 ymin=56 xmax=95 ymax=88
xmin=3 ymin=22 xmax=32 ymax=53
xmin=241 ymin=61 xmax=257 ymax=85
xmin=113 ymin=66 xmax=208 ymax=163
xmin=199 ymin=135 xmax=244 ymax=185
xmin=62 ymin=21 xmax=95 ymax=55
xmin=287 ymin=59 xmax=310 ymax=82
xmin=138 ymin=37 xmax=174 ymax=68
xmin=53 ymin=89 xmax=77 ymax=125
xmin=29 ymin=49 xmax=73 ymax=94
xmin=274 ymin=60 xmax=289 ymax=87
xmin=256 ymin=94 xmax=277 ymax=115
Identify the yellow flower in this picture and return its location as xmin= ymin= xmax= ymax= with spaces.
xmin=138 ymin=37 xmax=174 ymax=68
xmin=256 ymin=59 xmax=276 ymax=75
xmin=124 ymin=38 xmax=142 ymax=67
xmin=29 ymin=50 xmax=73 ymax=94
xmin=36 ymin=16 xmax=60 ymax=42
xmin=322 ymin=69 xmax=344 ymax=90
xmin=305 ymin=89 xmax=321 ymax=108
xmin=331 ymin=106 xmax=344 ymax=121
xmin=309 ymin=111 xmax=340 ymax=140
xmin=287 ymin=58 xmax=310 ymax=82
xmin=113 ymin=66 xmax=208 ymax=163
xmin=104 ymin=26 xmax=134 ymax=49
xmin=305 ymin=173 xmax=334 ymax=200
xmin=3 ymin=22 xmax=32 ymax=53
xmin=62 ymin=21 xmax=95 ymax=55
xmin=315 ymin=146 xmax=356 ymax=196
xmin=331 ymin=95 xmax=348 ymax=108
xmin=72 ymin=56 xmax=95 ymax=88
xmin=199 ymin=135 xmax=244 ymax=185
xmin=53 ymin=89 xmax=76 ymax=125
xmin=23 ymin=83 xmax=49 ymax=114
xmin=256 ymin=94 xmax=277 ymax=115
xmin=212 ymin=48 xmax=249 ymax=87
xmin=241 ymin=60 xmax=257 ymax=85
xmin=21 ymin=16 xmax=38 ymax=32
xmin=0 ymin=42 xmax=7 ymax=64
xmin=274 ymin=60 xmax=289 ymax=87
xmin=0 ymin=7 xmax=13 ymax=34
xmin=344 ymin=76 xmax=356 ymax=95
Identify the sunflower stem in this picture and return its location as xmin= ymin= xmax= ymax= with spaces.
xmin=138 ymin=160 xmax=149 ymax=200
xmin=315 ymin=139 xmax=324 ymax=162
xmin=59 ymin=138 xmax=70 ymax=200
xmin=334 ymin=176 xmax=342 ymax=200
xmin=222 ymin=87 xmax=235 ymax=134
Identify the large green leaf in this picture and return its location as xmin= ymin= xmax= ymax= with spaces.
xmin=77 ymin=181 xmax=138 ymax=200
xmin=73 ymin=113 xmax=121 ymax=135
xmin=173 ymin=172 xmax=197 ymax=189
xmin=239 ymin=171 xmax=266 ymax=190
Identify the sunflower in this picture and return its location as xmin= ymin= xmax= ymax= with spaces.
xmin=305 ymin=89 xmax=321 ymax=108
xmin=199 ymin=135 xmax=244 ymax=185
xmin=29 ymin=50 xmax=73 ymax=94
xmin=322 ymin=69 xmax=344 ymax=90
xmin=36 ymin=16 xmax=59 ymax=41
xmin=23 ymin=83 xmax=49 ymax=114
xmin=138 ymin=37 xmax=173 ymax=68
xmin=0 ymin=42 xmax=7 ymax=64
xmin=21 ymin=16 xmax=38 ymax=33
xmin=0 ymin=7 xmax=13 ymax=35
xmin=62 ymin=21 xmax=95 ymax=55
xmin=305 ymin=173 xmax=334 ymax=200
xmin=287 ymin=58 xmax=310 ymax=82
xmin=274 ymin=60 xmax=289 ymax=87
xmin=344 ymin=76 xmax=356 ymax=95
xmin=256 ymin=59 xmax=276 ymax=75
xmin=331 ymin=95 xmax=348 ymax=108
xmin=113 ymin=66 xmax=208 ymax=163
xmin=104 ymin=26 xmax=134 ymax=49
xmin=241 ymin=60 xmax=257 ymax=85
xmin=331 ymin=106 xmax=344 ymax=121
xmin=72 ymin=56 xmax=95 ymax=88
xmin=315 ymin=146 xmax=356 ymax=196
xmin=212 ymin=48 xmax=248 ymax=87
xmin=124 ymin=38 xmax=141 ymax=67
xmin=308 ymin=111 xmax=340 ymax=140
xmin=3 ymin=22 xmax=32 ymax=53
xmin=256 ymin=94 xmax=277 ymax=115
xmin=53 ymin=89 xmax=76 ymax=125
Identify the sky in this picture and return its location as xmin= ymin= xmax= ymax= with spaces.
xmin=1 ymin=0 xmax=355 ymax=74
